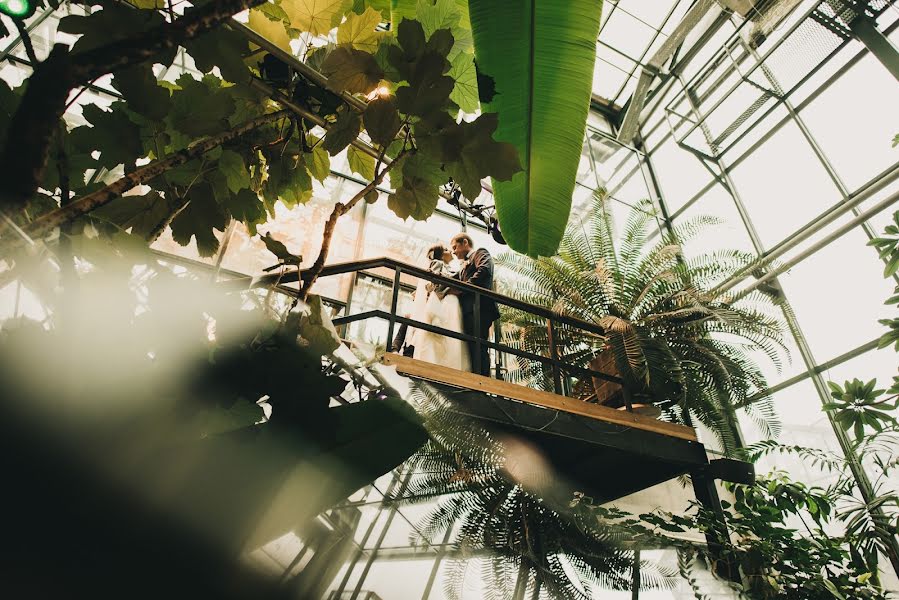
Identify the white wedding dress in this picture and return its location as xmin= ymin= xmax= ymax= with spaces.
xmin=407 ymin=259 xmax=470 ymax=372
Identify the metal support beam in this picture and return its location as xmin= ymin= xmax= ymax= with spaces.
xmin=850 ymin=13 xmax=899 ymax=81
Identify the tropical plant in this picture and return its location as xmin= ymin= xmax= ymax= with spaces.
xmin=497 ymin=190 xmax=786 ymax=453
xmin=574 ymin=472 xmax=892 ymax=600
xmin=0 ymin=242 xmax=429 ymax=595
xmin=400 ymin=384 xmax=678 ymax=600
xmin=0 ymin=0 xmax=520 ymax=302
xmin=467 ymin=0 xmax=604 ymax=257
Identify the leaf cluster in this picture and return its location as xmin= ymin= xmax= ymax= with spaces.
xmin=497 ymin=190 xmax=786 ymax=454
xmin=399 ymin=384 xmax=678 ymax=600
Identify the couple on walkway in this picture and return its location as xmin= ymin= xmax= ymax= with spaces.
xmin=391 ymin=232 xmax=500 ymax=377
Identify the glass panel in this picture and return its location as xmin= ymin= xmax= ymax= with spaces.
xmin=739 ymin=379 xmax=842 ymax=489
xmin=778 ymin=225 xmax=895 ymax=364
xmin=648 ymin=138 xmax=717 ymax=213
xmin=799 ymin=50 xmax=899 ymax=191
xmin=727 ymin=120 xmax=843 ymax=248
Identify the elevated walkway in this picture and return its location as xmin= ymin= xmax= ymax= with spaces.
xmin=246 ymin=257 xmax=752 ymax=518
xmin=382 ymin=353 xmax=713 ymax=507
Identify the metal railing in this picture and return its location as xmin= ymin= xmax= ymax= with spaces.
xmin=242 ymin=257 xmax=628 ymax=409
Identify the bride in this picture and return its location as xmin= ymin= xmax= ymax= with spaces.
xmin=407 ymin=244 xmax=470 ymax=371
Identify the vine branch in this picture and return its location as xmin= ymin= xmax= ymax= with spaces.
xmin=298 ymin=150 xmax=410 ymax=301
xmin=3 ymin=109 xmax=289 ymax=249
xmin=0 ymin=0 xmax=267 ymax=211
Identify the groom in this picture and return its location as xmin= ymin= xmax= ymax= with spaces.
xmin=450 ymin=233 xmax=500 ymax=377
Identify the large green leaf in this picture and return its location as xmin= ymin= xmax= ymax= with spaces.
xmin=468 ymin=0 xmax=602 ymax=257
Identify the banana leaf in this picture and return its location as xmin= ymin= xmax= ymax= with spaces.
xmin=468 ymin=0 xmax=602 ymax=257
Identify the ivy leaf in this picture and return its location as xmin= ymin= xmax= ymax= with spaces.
xmin=263 ymin=149 xmax=314 ymax=208
xmin=58 ymin=4 xmax=174 ymax=65
xmin=225 ymin=189 xmax=266 ymax=236
xmin=184 ymin=27 xmax=251 ymax=84
xmin=161 ymin=158 xmax=204 ymax=189
xmin=248 ymin=7 xmax=293 ymax=55
xmin=91 ymin=191 xmax=173 ymax=239
xmin=321 ymin=46 xmax=384 ymax=94
xmin=112 ymin=65 xmax=171 ymax=121
xmin=218 ymin=149 xmax=251 ymax=193
xmin=425 ymin=28 xmax=454 ymax=59
xmin=353 ymin=0 xmax=390 ymax=18
xmin=167 ymin=74 xmax=236 ymax=138
xmin=373 ymin=39 xmax=402 ymax=83
xmin=394 ymin=51 xmax=454 ymax=117
xmin=392 ymin=18 xmax=427 ymax=77
xmin=306 ymin=43 xmax=336 ymax=73
xmin=298 ymin=295 xmax=341 ymax=355
xmin=336 ymin=6 xmax=384 ymax=53
xmin=305 ymin=134 xmax=332 ymax=182
xmin=260 ymin=232 xmax=302 ymax=265
xmin=441 ymin=113 xmax=522 ymax=199
xmin=417 ymin=0 xmax=461 ymax=39
xmin=70 ymin=103 xmax=144 ymax=170
xmin=283 ymin=0 xmax=346 ymax=35
xmin=449 ymin=52 xmax=478 ymax=113
xmin=475 ymin=60 xmax=496 ymax=103
xmin=363 ymin=96 xmax=401 ymax=147
xmin=387 ymin=176 xmax=438 ymax=221
xmin=347 ymin=145 xmax=376 ymax=180
xmin=322 ymin=108 xmax=362 ymax=156
xmin=395 ymin=151 xmax=447 ymax=188
xmin=170 ymin=182 xmax=228 ymax=257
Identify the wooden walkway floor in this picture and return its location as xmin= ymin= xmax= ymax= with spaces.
xmin=381 ymin=353 xmax=697 ymax=442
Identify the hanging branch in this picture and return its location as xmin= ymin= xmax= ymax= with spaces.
xmin=3 ymin=109 xmax=289 ymax=248
xmin=298 ymin=149 xmax=409 ymax=301
xmin=0 ymin=0 xmax=267 ymax=211
xmin=13 ymin=19 xmax=39 ymax=65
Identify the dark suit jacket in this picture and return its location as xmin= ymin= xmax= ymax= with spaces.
xmin=457 ymin=248 xmax=501 ymax=323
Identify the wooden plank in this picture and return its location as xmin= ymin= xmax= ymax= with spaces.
xmin=381 ymin=353 xmax=698 ymax=442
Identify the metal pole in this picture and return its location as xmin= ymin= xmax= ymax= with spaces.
xmin=349 ymin=468 xmax=415 ymax=600
xmin=332 ymin=471 xmax=403 ymax=597
xmin=631 ymin=548 xmax=641 ymax=600
xmin=850 ymin=13 xmax=899 ymax=82
xmin=734 ymin=188 xmax=899 ymax=299
xmin=473 ymin=289 xmax=482 ymax=376
xmin=385 ymin=268 xmax=402 ymax=352
xmin=420 ymin=526 xmax=454 ymax=600
xmin=547 ymin=319 xmax=563 ymax=395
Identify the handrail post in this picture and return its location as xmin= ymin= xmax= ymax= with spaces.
xmin=473 ymin=289 xmax=482 ymax=376
xmin=386 ymin=267 xmax=402 ymax=352
xmin=492 ymin=318 xmax=502 ymax=380
xmin=547 ymin=319 xmax=563 ymax=395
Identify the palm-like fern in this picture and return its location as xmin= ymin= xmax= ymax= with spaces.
xmin=401 ymin=384 xmax=677 ymax=600
xmin=497 ymin=190 xmax=786 ymax=454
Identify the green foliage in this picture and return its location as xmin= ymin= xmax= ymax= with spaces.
xmin=498 ymin=191 xmax=785 ymax=454
xmin=823 ymin=378 xmax=898 ymax=442
xmin=468 ymin=0 xmax=604 ymax=257
xmin=170 ymin=181 xmax=229 ymax=256
xmin=867 ymin=210 xmax=899 ymax=278
xmin=402 ymin=384 xmax=677 ymax=600
xmin=5 ymin=2 xmax=519 ymax=264
xmin=576 ymin=472 xmax=890 ymax=599
xmin=321 ymin=46 xmax=384 ymax=94
xmin=362 ymin=96 xmax=402 ymax=147
xmin=260 ymin=231 xmax=302 ymax=267
xmin=0 ymin=251 xmax=428 ymax=551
